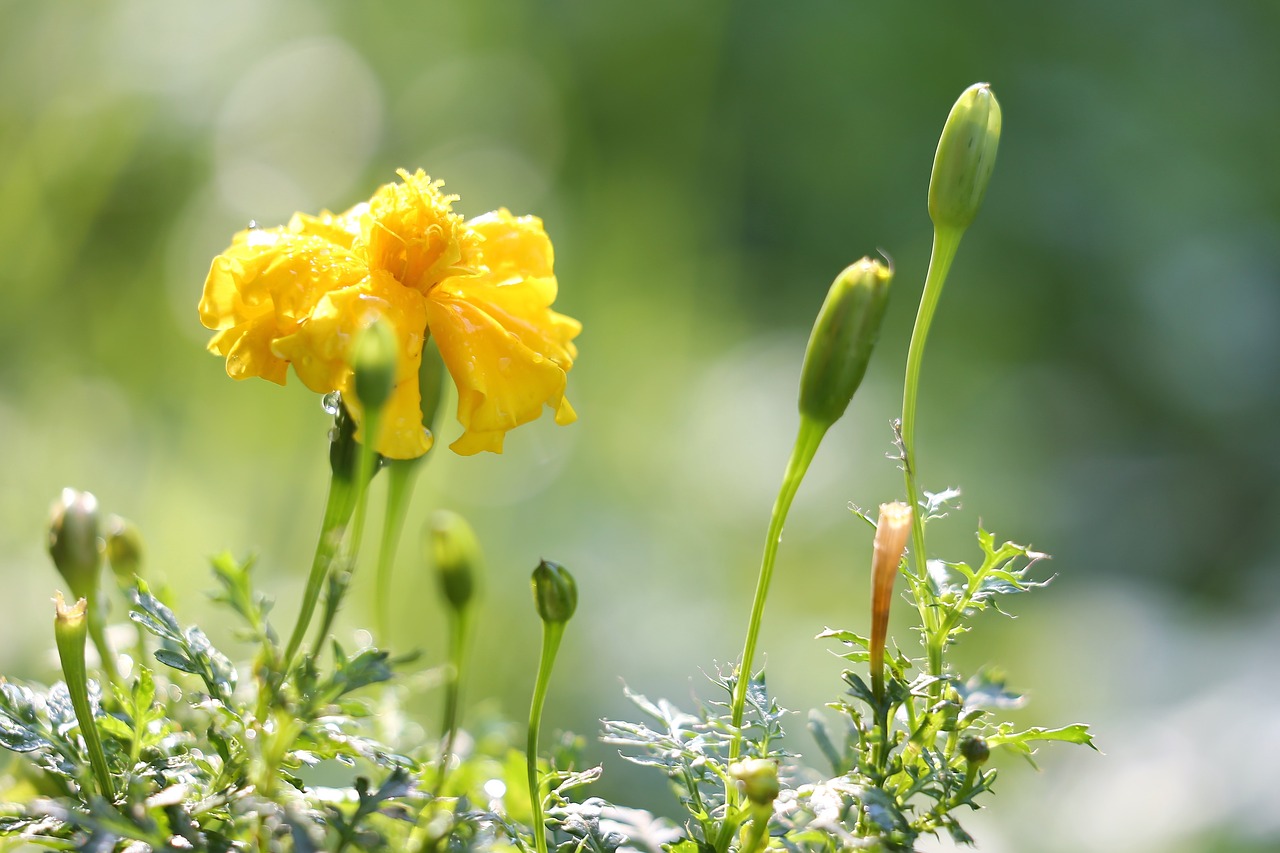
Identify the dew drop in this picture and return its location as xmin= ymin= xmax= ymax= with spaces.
xmin=247 ymin=219 xmax=259 ymax=230
xmin=321 ymin=391 xmax=342 ymax=414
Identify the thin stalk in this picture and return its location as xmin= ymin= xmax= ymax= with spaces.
xmin=900 ymin=225 xmax=962 ymax=682
xmin=85 ymin=592 xmax=121 ymax=688
xmin=282 ymin=472 xmax=357 ymax=670
xmin=435 ymin=607 xmax=470 ymax=793
xmin=310 ymin=425 xmax=380 ymax=653
xmin=527 ymin=621 xmax=565 ymax=853
xmin=728 ymin=416 xmax=827 ymax=761
xmin=374 ymin=458 xmax=422 ymax=643
xmin=740 ymin=807 xmax=771 ymax=853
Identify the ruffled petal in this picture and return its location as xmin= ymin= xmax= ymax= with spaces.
xmin=425 ymin=293 xmax=575 ymax=455
xmin=199 ymin=221 xmax=364 ymax=383
xmin=273 ymin=270 xmax=433 ymax=459
xmin=359 ymin=169 xmax=467 ymax=293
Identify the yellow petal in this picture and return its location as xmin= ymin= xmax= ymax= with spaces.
xmin=199 ymin=222 xmax=364 ymax=383
xmin=273 ymin=270 xmax=433 ymax=459
xmin=425 ymin=294 xmax=573 ymax=455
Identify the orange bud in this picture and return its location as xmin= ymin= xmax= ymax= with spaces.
xmin=869 ymin=502 xmax=912 ymax=700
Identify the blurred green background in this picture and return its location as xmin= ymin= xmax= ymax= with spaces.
xmin=2 ymin=2 xmax=1278 ymax=850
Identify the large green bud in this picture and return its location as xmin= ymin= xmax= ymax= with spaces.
xmin=48 ymin=488 xmax=102 ymax=602
xmin=928 ymin=83 xmax=1002 ymax=232
xmin=427 ymin=510 xmax=481 ymax=613
xmin=797 ymin=257 xmax=893 ymax=429
xmin=531 ymin=560 xmax=578 ymax=625
xmin=351 ymin=316 xmax=399 ymax=417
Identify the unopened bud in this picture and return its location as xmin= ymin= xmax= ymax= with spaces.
xmin=869 ymin=502 xmax=913 ymax=699
xmin=798 ymin=257 xmax=893 ymax=430
xmin=928 ymin=83 xmax=1002 ymax=233
xmin=48 ymin=489 xmax=102 ymax=602
xmin=352 ymin=317 xmax=399 ymax=416
xmin=53 ymin=591 xmax=88 ymax=638
xmin=730 ymin=758 xmax=780 ymax=807
xmin=531 ymin=560 xmax=577 ymax=625
xmin=104 ymin=515 xmax=143 ymax=585
xmin=960 ymin=735 xmax=990 ymax=766
xmin=427 ymin=510 xmax=481 ymax=612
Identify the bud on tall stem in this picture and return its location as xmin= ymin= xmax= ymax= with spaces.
xmin=869 ymin=502 xmax=912 ymax=701
xmin=527 ymin=561 xmax=577 ymax=853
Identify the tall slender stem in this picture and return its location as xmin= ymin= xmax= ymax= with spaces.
xmin=435 ymin=607 xmax=470 ymax=793
xmin=85 ymin=591 xmax=121 ymax=688
xmin=374 ymin=459 xmax=422 ymax=643
xmin=527 ymin=621 xmax=565 ymax=853
xmin=282 ymin=472 xmax=357 ymax=671
xmin=900 ymin=225 xmax=962 ymax=681
xmin=729 ymin=416 xmax=827 ymax=764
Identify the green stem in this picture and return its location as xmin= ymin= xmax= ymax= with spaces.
xmin=374 ymin=458 xmax=422 ymax=643
xmin=527 ymin=621 xmax=565 ymax=853
xmin=729 ymin=416 xmax=827 ymax=762
xmin=310 ymin=424 xmax=380 ymax=653
xmin=900 ymin=225 xmax=962 ymax=683
xmin=85 ymin=591 xmax=121 ymax=689
xmin=435 ymin=607 xmax=470 ymax=793
xmin=740 ymin=806 xmax=771 ymax=853
xmin=283 ymin=471 xmax=357 ymax=670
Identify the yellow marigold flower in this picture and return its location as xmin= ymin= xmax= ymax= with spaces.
xmin=199 ymin=169 xmax=580 ymax=458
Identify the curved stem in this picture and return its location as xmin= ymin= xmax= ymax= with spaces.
xmin=310 ymin=431 xmax=380 ymax=654
xmin=527 ymin=621 xmax=565 ymax=853
xmin=900 ymin=226 xmax=962 ymax=682
xmin=728 ymin=416 xmax=827 ymax=768
xmin=374 ymin=458 xmax=422 ymax=644
xmin=283 ymin=472 xmax=357 ymax=670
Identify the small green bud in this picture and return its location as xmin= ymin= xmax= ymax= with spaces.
xmin=52 ymin=592 xmax=114 ymax=799
xmin=104 ymin=515 xmax=143 ymax=585
xmin=730 ymin=758 xmax=780 ymax=807
xmin=531 ymin=560 xmax=577 ymax=625
xmin=352 ymin=316 xmax=399 ymax=416
xmin=427 ymin=510 xmax=481 ymax=612
xmin=48 ymin=488 xmax=102 ymax=602
xmin=928 ymin=83 xmax=1002 ymax=233
xmin=960 ymin=735 xmax=990 ymax=766
xmin=797 ymin=257 xmax=893 ymax=429
xmin=418 ymin=335 xmax=448 ymax=440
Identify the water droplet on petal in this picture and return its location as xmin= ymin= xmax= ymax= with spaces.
xmin=248 ymin=219 xmax=259 ymax=230
xmin=322 ymin=391 xmax=342 ymax=414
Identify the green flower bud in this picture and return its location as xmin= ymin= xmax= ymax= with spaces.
xmin=104 ymin=515 xmax=143 ymax=585
xmin=427 ymin=510 xmax=481 ymax=612
xmin=797 ymin=257 xmax=893 ymax=429
xmin=960 ymin=735 xmax=990 ymax=766
xmin=928 ymin=83 xmax=1002 ymax=233
xmin=352 ymin=316 xmax=399 ymax=416
xmin=48 ymin=488 xmax=102 ymax=602
xmin=418 ymin=335 xmax=448 ymax=440
xmin=730 ymin=758 xmax=780 ymax=807
xmin=531 ymin=560 xmax=577 ymax=625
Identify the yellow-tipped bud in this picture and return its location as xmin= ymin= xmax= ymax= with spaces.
xmin=427 ymin=510 xmax=481 ymax=613
xmin=104 ymin=515 xmax=143 ymax=585
xmin=52 ymin=591 xmax=114 ymax=798
xmin=929 ymin=83 xmax=1002 ymax=233
xmin=352 ymin=316 xmax=399 ymax=417
xmin=48 ymin=488 xmax=102 ymax=602
xmin=730 ymin=758 xmax=780 ymax=807
xmin=798 ymin=257 xmax=893 ymax=430
xmin=869 ymin=502 xmax=913 ymax=699
xmin=531 ymin=560 xmax=577 ymax=625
